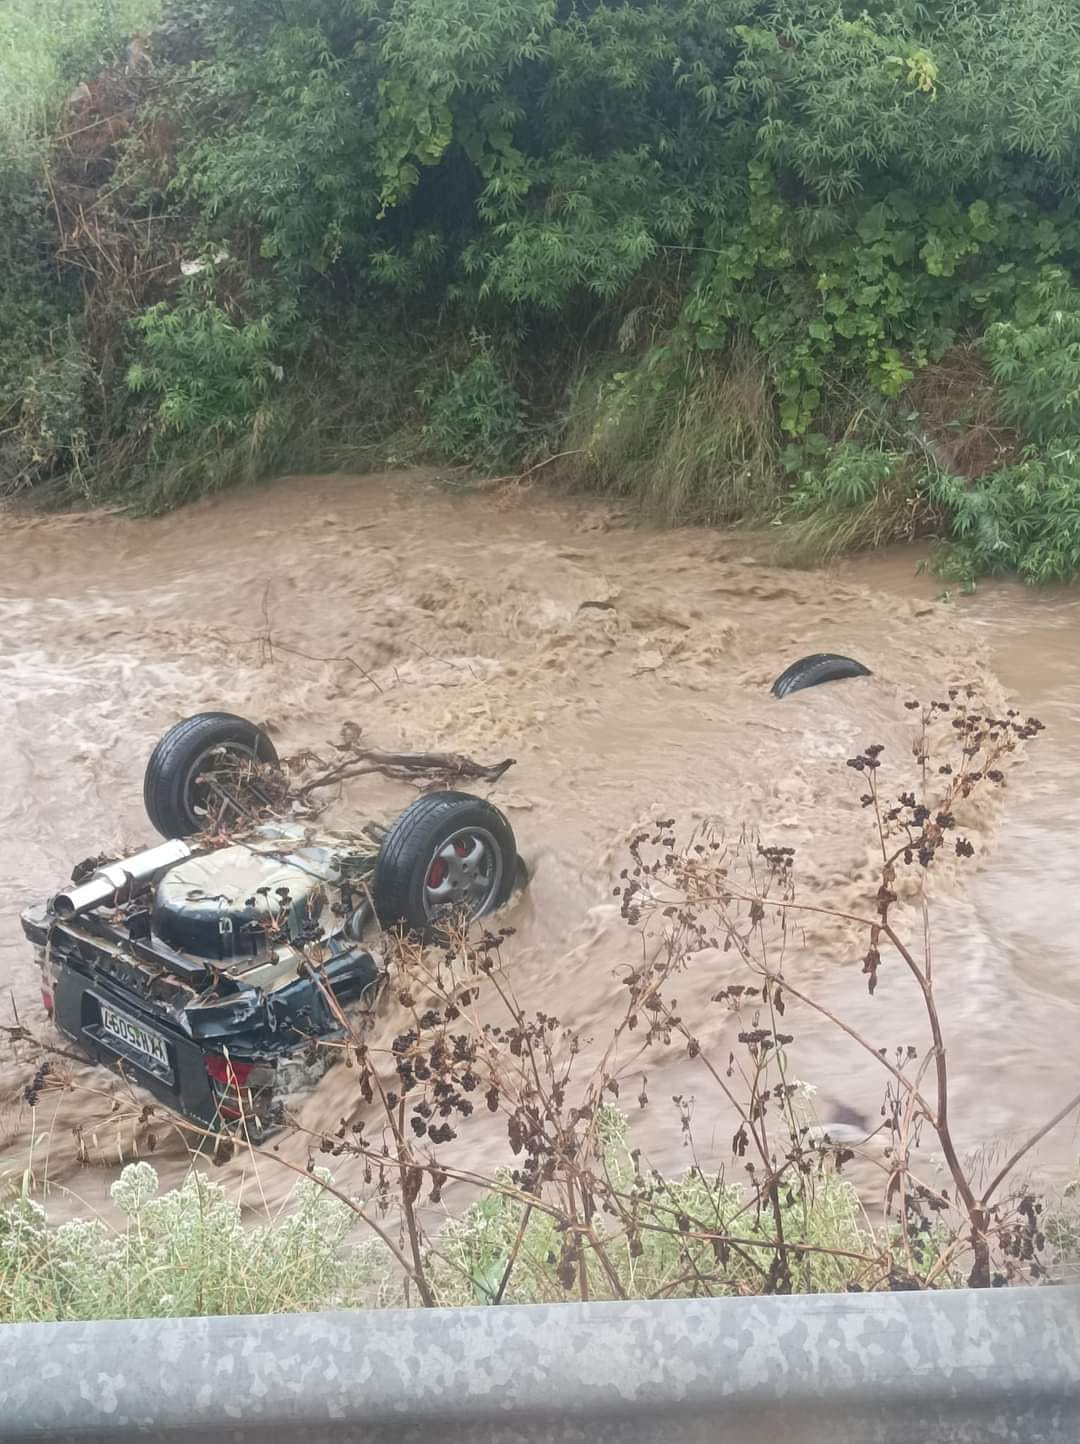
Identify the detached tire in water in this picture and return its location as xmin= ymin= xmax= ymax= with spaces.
xmin=771 ymin=653 xmax=872 ymax=698
xmin=143 ymin=712 xmax=279 ymax=837
xmin=374 ymin=791 xmax=518 ymax=938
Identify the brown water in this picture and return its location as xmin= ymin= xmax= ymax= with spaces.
xmin=1 ymin=472 xmax=1078 ymax=1219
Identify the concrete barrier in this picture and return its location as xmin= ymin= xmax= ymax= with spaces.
xmin=2 ymin=1286 xmax=1079 ymax=1443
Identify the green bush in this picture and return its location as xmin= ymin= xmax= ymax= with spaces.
xmin=423 ymin=353 xmax=525 ymax=470
xmin=425 ymin=1112 xmax=876 ymax=1306
xmin=7 ymin=335 xmax=90 ymax=489
xmin=7 ymin=0 xmax=1080 ymax=574
xmin=683 ymin=178 xmax=1080 ymax=438
xmin=0 ymin=1164 xmax=374 ymax=1322
xmin=126 ymin=299 xmax=284 ymax=439
xmin=984 ymin=278 xmax=1080 ymax=444
xmin=0 ymin=149 xmax=81 ymax=495
xmin=0 ymin=0 xmax=160 ymax=136
xmin=777 ymin=443 xmax=937 ymax=561
xmin=0 ymin=0 xmax=158 ymax=495
xmin=935 ymin=446 xmax=1080 ymax=584
xmin=19 ymin=1107 xmax=1070 ymax=1319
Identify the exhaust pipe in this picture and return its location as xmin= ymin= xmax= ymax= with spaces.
xmin=53 ymin=839 xmax=192 ymax=919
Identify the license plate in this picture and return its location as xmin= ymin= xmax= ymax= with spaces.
xmin=99 ymin=1004 xmax=170 ymax=1070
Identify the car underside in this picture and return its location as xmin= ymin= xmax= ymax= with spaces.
xmin=21 ymin=713 xmax=522 ymax=1139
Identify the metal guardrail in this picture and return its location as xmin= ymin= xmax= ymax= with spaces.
xmin=2 ymin=1286 xmax=1079 ymax=1443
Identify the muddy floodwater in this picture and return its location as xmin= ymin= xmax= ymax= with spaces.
xmin=1 ymin=471 xmax=1078 ymax=1219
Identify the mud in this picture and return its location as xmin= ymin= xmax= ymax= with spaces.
xmin=1 ymin=472 xmax=1077 ymax=1219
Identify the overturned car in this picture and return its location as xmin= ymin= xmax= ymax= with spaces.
xmin=21 ymin=713 xmax=521 ymax=1138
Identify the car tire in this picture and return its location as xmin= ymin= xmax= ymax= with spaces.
xmin=374 ymin=791 xmax=517 ymax=937
xmin=771 ymin=653 xmax=872 ymax=697
xmin=143 ymin=713 xmax=279 ymax=838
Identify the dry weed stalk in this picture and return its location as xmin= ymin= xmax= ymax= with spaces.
xmin=617 ymin=687 xmax=1071 ymax=1289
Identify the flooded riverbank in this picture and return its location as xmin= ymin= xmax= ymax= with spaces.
xmin=2 ymin=472 xmax=1077 ymax=1218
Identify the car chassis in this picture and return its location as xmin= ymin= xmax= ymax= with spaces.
xmin=21 ymin=713 xmax=521 ymax=1138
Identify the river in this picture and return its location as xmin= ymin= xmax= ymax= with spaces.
xmin=1 ymin=471 xmax=1077 ymax=1220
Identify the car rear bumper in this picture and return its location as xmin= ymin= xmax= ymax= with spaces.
xmin=24 ymin=898 xmax=379 ymax=1138
xmin=52 ymin=962 xmax=260 ymax=1135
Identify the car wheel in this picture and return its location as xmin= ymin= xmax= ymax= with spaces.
xmin=374 ymin=792 xmax=517 ymax=937
xmin=771 ymin=653 xmax=872 ymax=698
xmin=143 ymin=712 xmax=279 ymax=838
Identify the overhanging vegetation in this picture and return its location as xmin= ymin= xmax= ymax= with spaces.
xmin=5 ymin=1 xmax=1080 ymax=579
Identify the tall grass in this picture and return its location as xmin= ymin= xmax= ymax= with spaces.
xmin=0 ymin=0 xmax=159 ymax=141
xmin=776 ymin=444 xmax=943 ymax=566
xmin=563 ymin=340 xmax=784 ymax=526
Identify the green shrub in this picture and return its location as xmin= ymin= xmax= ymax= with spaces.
xmin=6 ymin=335 xmax=90 ymax=491
xmin=423 ymin=353 xmax=525 ymax=470
xmin=934 ymin=445 xmax=1080 ymax=584
xmin=984 ymin=278 xmax=1080 ymax=444
xmin=0 ymin=0 xmax=160 ymax=136
xmin=683 ymin=177 xmax=1080 ymax=440
xmin=127 ymin=299 xmax=284 ymax=439
xmin=0 ymin=146 xmax=81 ymax=495
xmin=424 ymin=1111 xmax=875 ymax=1306
xmin=8 ymin=0 xmax=1080 ymax=577
xmin=1047 ymin=1179 xmax=1080 ymax=1283
xmin=776 ymin=442 xmax=939 ymax=561
xmin=0 ymin=154 xmax=64 ymax=391
xmin=0 ymin=1163 xmax=375 ymax=1322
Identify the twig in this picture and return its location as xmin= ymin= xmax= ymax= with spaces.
xmin=396 ymin=1099 xmax=437 ymax=1308
xmin=980 ymin=1088 xmax=1080 ymax=1207
xmin=479 ymin=450 xmax=586 ymax=488
xmin=269 ymin=641 xmax=383 ymax=693
xmin=493 ymin=1204 xmax=533 ymax=1304
xmin=293 ymin=747 xmax=515 ymax=800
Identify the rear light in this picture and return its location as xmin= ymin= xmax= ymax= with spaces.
xmin=205 ymin=1054 xmax=271 ymax=1122
xmin=34 ymin=946 xmax=54 ymax=1017
xmin=205 ymin=1054 xmax=256 ymax=1088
